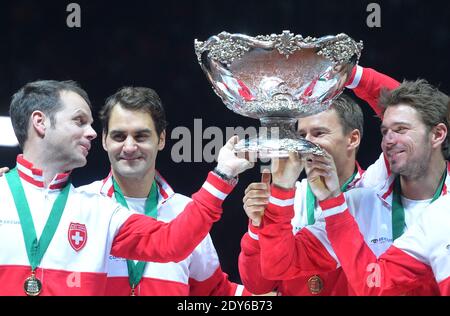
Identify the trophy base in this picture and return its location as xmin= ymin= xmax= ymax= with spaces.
xmin=234 ymin=137 xmax=325 ymax=159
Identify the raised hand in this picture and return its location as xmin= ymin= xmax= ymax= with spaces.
xmin=304 ymin=151 xmax=340 ymax=201
xmin=271 ymin=152 xmax=304 ymax=189
xmin=242 ymin=170 xmax=271 ymax=227
xmin=216 ymin=136 xmax=255 ymax=178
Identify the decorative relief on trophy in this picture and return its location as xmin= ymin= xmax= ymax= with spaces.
xmin=195 ymin=30 xmax=363 ymax=158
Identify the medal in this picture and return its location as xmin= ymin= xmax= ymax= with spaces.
xmin=24 ymin=271 xmax=42 ymax=296
xmin=307 ymin=275 xmax=323 ymax=295
xmin=130 ymin=285 xmax=136 ymax=296
xmin=6 ymin=168 xmax=71 ymax=296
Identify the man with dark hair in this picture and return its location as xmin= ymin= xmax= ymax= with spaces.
xmin=99 ymin=86 xmax=168 ymax=137
xmin=78 ymin=86 xmax=251 ymax=295
xmin=239 ymin=93 xmax=368 ymax=296
xmin=0 ymin=80 xmax=253 ymax=295
xmin=257 ymin=79 xmax=449 ymax=295
xmin=9 ymin=80 xmax=91 ymax=150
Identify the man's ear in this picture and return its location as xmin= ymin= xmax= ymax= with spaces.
xmin=102 ymin=130 xmax=108 ymax=151
xmin=158 ymin=130 xmax=166 ymax=151
xmin=31 ymin=111 xmax=47 ymax=138
xmin=431 ymin=123 xmax=447 ymax=149
xmin=348 ymin=129 xmax=361 ymax=151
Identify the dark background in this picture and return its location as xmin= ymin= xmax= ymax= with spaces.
xmin=1 ymin=0 xmax=449 ymax=284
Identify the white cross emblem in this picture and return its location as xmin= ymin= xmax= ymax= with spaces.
xmin=71 ymin=231 xmax=84 ymax=245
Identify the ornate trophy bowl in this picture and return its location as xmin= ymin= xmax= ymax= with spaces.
xmin=195 ymin=31 xmax=363 ymax=158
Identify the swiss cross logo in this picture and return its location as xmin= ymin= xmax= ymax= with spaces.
xmin=68 ymin=223 xmax=87 ymax=251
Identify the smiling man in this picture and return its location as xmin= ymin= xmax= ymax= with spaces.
xmin=257 ymin=79 xmax=450 ymax=295
xmin=78 ymin=87 xmax=251 ymax=296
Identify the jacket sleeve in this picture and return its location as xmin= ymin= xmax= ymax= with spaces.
xmin=110 ymin=172 xmax=234 ymax=263
xmin=346 ymin=65 xmax=401 ymax=117
xmin=345 ymin=66 xmax=399 ymax=189
xmin=238 ymin=224 xmax=280 ymax=294
xmin=394 ymin=197 xmax=450 ymax=296
xmin=440 ymin=279 xmax=450 ymax=295
xmin=189 ymin=267 xmax=250 ymax=296
xmin=320 ymin=193 xmax=435 ymax=295
xmin=258 ymin=185 xmax=338 ymax=280
xmin=188 ymin=234 xmax=251 ymax=296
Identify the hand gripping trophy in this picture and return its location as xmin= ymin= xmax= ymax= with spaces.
xmin=195 ymin=30 xmax=363 ymax=158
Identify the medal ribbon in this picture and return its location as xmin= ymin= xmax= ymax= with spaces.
xmin=112 ymin=177 xmax=158 ymax=289
xmin=391 ymin=169 xmax=446 ymax=240
xmin=306 ymin=168 xmax=358 ymax=225
xmin=5 ymin=168 xmax=70 ymax=271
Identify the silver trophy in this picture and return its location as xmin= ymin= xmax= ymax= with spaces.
xmin=195 ymin=31 xmax=363 ymax=158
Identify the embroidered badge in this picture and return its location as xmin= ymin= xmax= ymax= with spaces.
xmin=68 ymin=222 xmax=87 ymax=251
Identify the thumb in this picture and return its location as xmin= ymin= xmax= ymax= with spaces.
xmin=261 ymin=168 xmax=271 ymax=186
xmin=310 ymin=175 xmax=328 ymax=191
